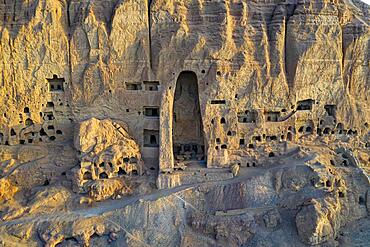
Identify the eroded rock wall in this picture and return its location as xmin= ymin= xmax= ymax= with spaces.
xmin=0 ymin=1 xmax=369 ymax=246
xmin=0 ymin=0 xmax=368 ymax=171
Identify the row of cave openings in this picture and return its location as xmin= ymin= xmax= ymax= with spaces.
xmin=216 ymin=99 xmax=337 ymax=124
xmin=82 ymin=157 xmax=140 ymax=181
xmin=214 ymin=121 xmax=359 ymax=153
xmin=0 ymin=124 xmax=64 ymax=146
xmin=168 ymin=71 xmax=366 ymax=167
xmin=211 ymin=99 xmax=362 ymax=150
xmin=123 ymin=81 xmax=161 ymax=153
xmin=0 ymin=75 xmax=68 ymax=146
xmin=124 ymin=81 xmax=161 ymax=148
xmin=125 ymin=81 xmax=160 ymax=91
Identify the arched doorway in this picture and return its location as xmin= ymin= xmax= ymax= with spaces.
xmin=172 ymin=71 xmax=205 ymax=166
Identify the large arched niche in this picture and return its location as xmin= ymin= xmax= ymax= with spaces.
xmin=158 ymin=71 xmax=206 ymax=173
xmin=172 ymin=71 xmax=205 ymax=167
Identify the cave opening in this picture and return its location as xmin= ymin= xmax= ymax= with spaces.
xmin=172 ymin=71 xmax=205 ymax=164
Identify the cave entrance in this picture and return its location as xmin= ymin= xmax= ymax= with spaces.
xmin=172 ymin=71 xmax=205 ymax=166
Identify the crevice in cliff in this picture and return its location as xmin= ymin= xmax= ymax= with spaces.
xmin=148 ymin=0 xmax=152 ymax=70
xmin=67 ymin=0 xmax=71 ymax=28
xmin=284 ymin=3 xmax=297 ymax=90
xmin=67 ymin=0 xmax=73 ymax=92
xmin=341 ymin=28 xmax=345 ymax=78
xmin=11 ymin=0 xmax=16 ymax=23
xmin=1 ymin=70 xmax=4 ymax=87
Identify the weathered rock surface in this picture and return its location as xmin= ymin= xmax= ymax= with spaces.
xmin=0 ymin=0 xmax=369 ymax=246
xmin=73 ymin=118 xmax=144 ymax=195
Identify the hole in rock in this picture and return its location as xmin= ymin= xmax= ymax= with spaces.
xmin=211 ymin=100 xmax=226 ymax=105
xmin=47 ymin=75 xmax=65 ymax=92
xmin=99 ymin=172 xmax=108 ymax=179
xmin=359 ymin=196 xmax=366 ymax=205
xmin=323 ymin=128 xmax=331 ymax=135
xmin=317 ymin=128 xmax=322 ymax=136
xmin=40 ymin=128 xmax=47 ymax=136
xmin=239 ymin=139 xmax=245 ymax=146
xmin=144 ymin=107 xmax=159 ymax=117
xmin=25 ymin=118 xmax=34 ymax=126
xmin=83 ymin=172 xmax=92 ymax=180
xmin=287 ymin=132 xmax=293 ymax=141
xmin=126 ymin=82 xmax=142 ymax=90
xmin=227 ymin=131 xmax=236 ymax=136
xmin=172 ymin=73 xmax=205 ymax=162
xmin=238 ymin=110 xmax=257 ymax=123
xmin=265 ymin=112 xmax=280 ymax=122
xmin=144 ymin=81 xmax=160 ymax=91
xmin=297 ymin=99 xmax=314 ymax=111
xmin=253 ymin=136 xmax=262 ymax=142
xmin=324 ymin=104 xmax=336 ymax=117
xmin=144 ymin=129 xmax=159 ymax=147
xmin=118 ymin=167 xmax=126 ymax=176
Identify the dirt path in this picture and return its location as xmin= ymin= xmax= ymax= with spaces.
xmin=0 ymin=155 xmax=311 ymax=227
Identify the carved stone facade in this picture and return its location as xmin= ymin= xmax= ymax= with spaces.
xmin=0 ymin=1 xmax=369 ymax=246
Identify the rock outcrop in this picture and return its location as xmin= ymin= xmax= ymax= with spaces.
xmin=73 ymin=118 xmax=144 ymax=194
xmin=0 ymin=0 xmax=369 ymax=246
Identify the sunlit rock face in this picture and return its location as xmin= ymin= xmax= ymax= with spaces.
xmin=0 ymin=0 xmax=369 ymax=246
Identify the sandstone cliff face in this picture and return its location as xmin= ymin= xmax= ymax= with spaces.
xmin=0 ymin=0 xmax=368 ymax=169
xmin=72 ymin=118 xmax=144 ymax=194
xmin=0 ymin=0 xmax=369 ymax=246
